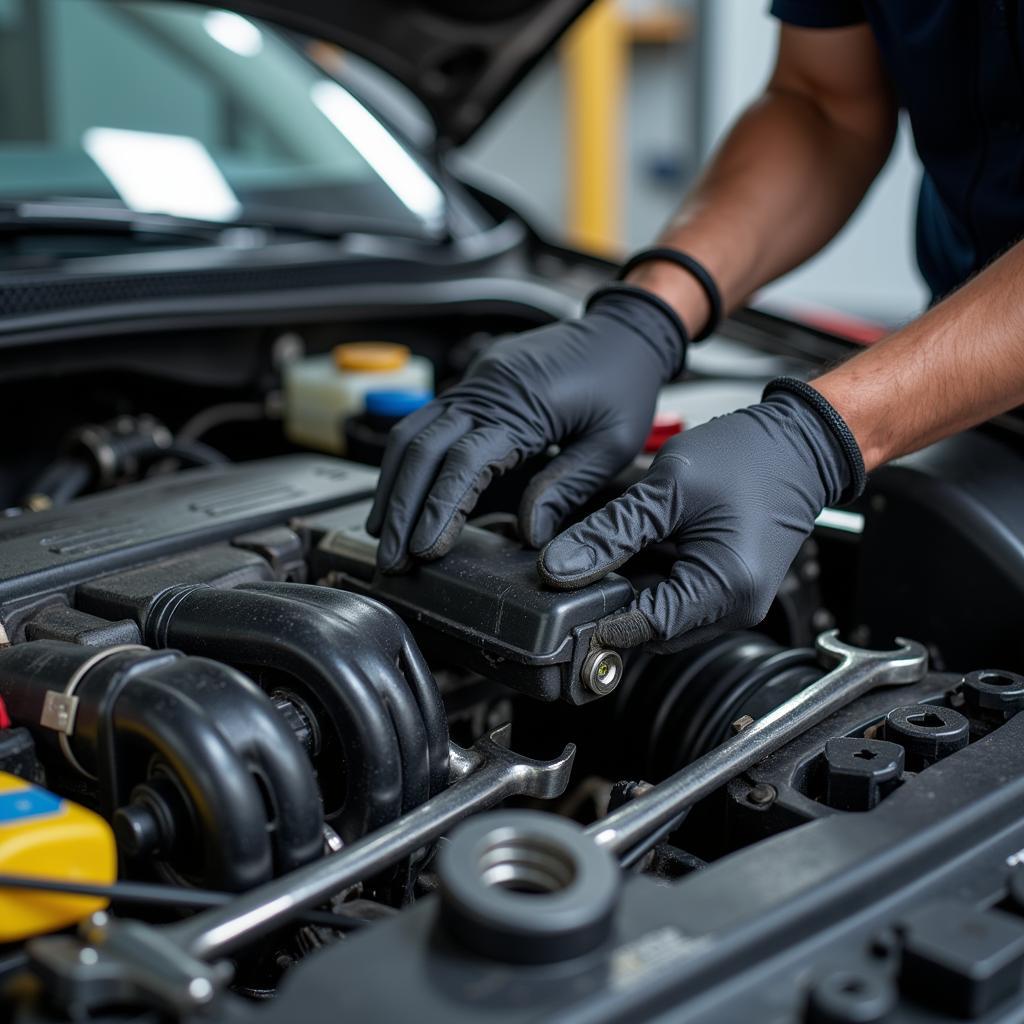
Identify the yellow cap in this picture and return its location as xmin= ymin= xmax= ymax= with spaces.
xmin=333 ymin=342 xmax=410 ymax=372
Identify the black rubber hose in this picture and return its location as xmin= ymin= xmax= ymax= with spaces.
xmin=611 ymin=633 xmax=819 ymax=780
xmin=24 ymin=425 xmax=227 ymax=507
xmin=146 ymin=585 xmax=412 ymax=842
xmin=25 ymin=455 xmax=93 ymax=505
xmin=143 ymin=439 xmax=228 ymax=468
xmin=101 ymin=672 xmax=276 ymax=890
xmin=245 ymin=585 xmax=431 ymax=812
xmin=117 ymin=654 xmax=323 ymax=874
xmin=248 ymin=583 xmax=449 ymax=802
xmin=0 ymin=643 xmax=322 ymax=890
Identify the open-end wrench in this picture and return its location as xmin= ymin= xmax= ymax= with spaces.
xmin=174 ymin=725 xmax=572 ymax=961
xmin=27 ymin=725 xmax=575 ymax=1014
xmin=585 ymin=630 xmax=928 ymax=859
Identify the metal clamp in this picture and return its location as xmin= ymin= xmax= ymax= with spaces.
xmin=39 ymin=645 xmax=148 ymax=780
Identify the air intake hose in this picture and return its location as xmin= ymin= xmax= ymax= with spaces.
xmin=145 ymin=582 xmax=449 ymax=843
xmin=612 ymin=632 xmax=820 ymax=781
xmin=0 ymin=642 xmax=322 ymax=890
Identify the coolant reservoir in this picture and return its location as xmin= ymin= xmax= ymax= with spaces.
xmin=284 ymin=342 xmax=433 ymax=454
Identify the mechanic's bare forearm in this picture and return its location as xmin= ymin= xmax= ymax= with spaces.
xmin=814 ymin=241 xmax=1024 ymax=471
xmin=628 ymin=24 xmax=896 ymax=337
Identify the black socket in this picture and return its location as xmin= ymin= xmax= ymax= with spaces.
xmin=824 ymin=737 xmax=905 ymax=812
xmin=884 ymin=704 xmax=969 ymax=771
xmin=961 ymin=669 xmax=1024 ymax=716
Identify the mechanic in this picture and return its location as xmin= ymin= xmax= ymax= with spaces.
xmin=367 ymin=3 xmax=1024 ymax=651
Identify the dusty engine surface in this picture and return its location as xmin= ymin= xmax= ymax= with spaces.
xmin=2 ymin=454 xmax=1024 ymax=1024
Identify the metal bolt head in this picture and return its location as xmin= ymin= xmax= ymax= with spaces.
xmin=581 ymin=649 xmax=623 ymax=696
xmin=79 ymin=911 xmax=110 ymax=944
xmin=188 ymin=977 xmax=214 ymax=1003
xmin=748 ymin=783 xmax=776 ymax=806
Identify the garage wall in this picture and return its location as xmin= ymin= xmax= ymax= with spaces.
xmin=462 ymin=0 xmax=929 ymax=325
xmin=462 ymin=38 xmax=698 ymax=253
xmin=700 ymin=1 xmax=929 ymax=323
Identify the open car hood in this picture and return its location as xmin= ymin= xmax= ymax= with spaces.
xmin=181 ymin=0 xmax=594 ymax=145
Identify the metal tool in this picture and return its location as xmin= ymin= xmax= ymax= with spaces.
xmin=26 ymin=725 xmax=574 ymax=1014
xmin=584 ymin=630 xmax=928 ymax=859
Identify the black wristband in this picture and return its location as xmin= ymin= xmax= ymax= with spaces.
xmin=763 ymin=376 xmax=867 ymax=503
xmin=617 ymin=247 xmax=722 ymax=343
xmin=587 ymin=282 xmax=690 ymax=378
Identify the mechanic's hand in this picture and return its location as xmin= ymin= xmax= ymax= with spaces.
xmin=366 ymin=286 xmax=687 ymax=572
xmin=538 ymin=382 xmax=865 ymax=652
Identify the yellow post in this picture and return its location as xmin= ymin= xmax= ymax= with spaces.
xmin=562 ymin=0 xmax=626 ymax=256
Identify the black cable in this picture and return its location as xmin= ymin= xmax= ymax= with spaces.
xmin=26 ymin=456 xmax=93 ymax=506
xmin=0 ymin=873 xmax=367 ymax=931
xmin=619 ymin=809 xmax=690 ymax=870
xmin=153 ymin=439 xmax=228 ymax=467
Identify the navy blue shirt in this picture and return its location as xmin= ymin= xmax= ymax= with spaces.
xmin=771 ymin=1 xmax=1024 ymax=300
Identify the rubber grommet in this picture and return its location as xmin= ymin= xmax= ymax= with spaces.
xmin=438 ymin=810 xmax=620 ymax=964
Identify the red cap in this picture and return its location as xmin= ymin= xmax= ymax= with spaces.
xmin=0 ymin=696 xmax=9 ymax=730
xmin=644 ymin=412 xmax=684 ymax=453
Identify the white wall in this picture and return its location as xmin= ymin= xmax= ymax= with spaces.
xmin=701 ymin=1 xmax=929 ymax=323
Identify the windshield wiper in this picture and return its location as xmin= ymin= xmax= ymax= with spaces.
xmin=0 ymin=197 xmax=441 ymax=244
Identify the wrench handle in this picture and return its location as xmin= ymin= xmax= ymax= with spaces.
xmin=586 ymin=632 xmax=927 ymax=857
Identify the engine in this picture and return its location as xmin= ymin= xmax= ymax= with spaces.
xmin=2 ymin=443 xmax=1024 ymax=1023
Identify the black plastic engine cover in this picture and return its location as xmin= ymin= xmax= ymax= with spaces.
xmin=0 ymin=455 xmax=376 ymax=621
xmin=0 ymin=455 xmax=632 ymax=703
xmin=298 ymin=501 xmax=634 ymax=703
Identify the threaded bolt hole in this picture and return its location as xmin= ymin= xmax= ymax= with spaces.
xmin=478 ymin=833 xmax=577 ymax=896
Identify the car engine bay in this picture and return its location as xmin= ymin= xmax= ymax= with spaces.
xmin=2 ymin=308 xmax=1024 ymax=1024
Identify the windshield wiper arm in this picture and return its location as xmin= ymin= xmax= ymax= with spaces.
xmin=0 ymin=199 xmax=232 ymax=241
xmin=0 ymin=198 xmax=442 ymax=244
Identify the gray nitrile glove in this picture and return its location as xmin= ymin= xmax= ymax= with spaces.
xmin=538 ymin=379 xmax=866 ymax=652
xmin=366 ymin=285 xmax=688 ymax=573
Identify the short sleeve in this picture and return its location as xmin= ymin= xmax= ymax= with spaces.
xmin=769 ymin=1 xmax=866 ymax=28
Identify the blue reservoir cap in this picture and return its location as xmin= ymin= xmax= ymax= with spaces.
xmin=364 ymin=390 xmax=433 ymax=420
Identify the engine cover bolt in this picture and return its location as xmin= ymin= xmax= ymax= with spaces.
xmin=581 ymin=649 xmax=623 ymax=696
xmin=748 ymin=783 xmax=776 ymax=806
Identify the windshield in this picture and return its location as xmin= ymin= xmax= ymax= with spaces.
xmin=0 ymin=0 xmax=446 ymax=234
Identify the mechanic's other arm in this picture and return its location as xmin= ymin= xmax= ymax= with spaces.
xmin=626 ymin=22 xmax=1024 ymax=469
xmin=542 ymin=24 xmax=1024 ymax=651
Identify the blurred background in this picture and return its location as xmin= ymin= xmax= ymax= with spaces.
xmin=0 ymin=0 xmax=928 ymax=329
xmin=461 ymin=0 xmax=928 ymax=328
